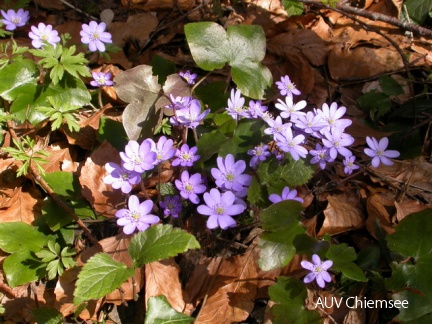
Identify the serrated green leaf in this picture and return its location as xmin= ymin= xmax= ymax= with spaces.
xmin=129 ymin=224 xmax=200 ymax=268
xmin=247 ymin=175 xmax=266 ymax=206
xmin=185 ymin=22 xmax=272 ymax=99
xmin=282 ymin=0 xmax=305 ymax=16
xmin=47 ymin=259 xmax=61 ymax=280
xmin=269 ymin=277 xmax=321 ymax=324
xmin=326 ymin=244 xmax=367 ymax=282
xmin=3 ymin=250 xmax=46 ymax=287
xmin=36 ymin=249 xmax=58 ymax=263
xmin=32 ymin=307 xmax=64 ymax=324
xmin=145 ymin=296 xmax=193 ymax=324
xmin=74 ymin=253 xmax=135 ymax=305
xmin=0 ymin=222 xmax=48 ymax=253
xmin=114 ymin=65 xmax=162 ymax=140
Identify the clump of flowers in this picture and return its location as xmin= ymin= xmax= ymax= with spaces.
xmin=1 ymin=8 xmax=29 ymax=30
xmin=80 ymin=21 xmax=112 ymax=52
xmin=301 ymin=254 xmax=333 ymax=288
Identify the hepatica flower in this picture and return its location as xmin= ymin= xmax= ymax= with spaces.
xmin=151 ymin=136 xmax=176 ymax=165
xmin=80 ymin=21 xmax=112 ymax=52
xmin=103 ymin=162 xmax=141 ymax=194
xmin=343 ymin=156 xmax=359 ymax=175
xmin=274 ymin=127 xmax=307 ymax=161
xmin=159 ymin=195 xmax=182 ymax=218
xmin=90 ymin=72 xmax=113 ymax=87
xmin=179 ymin=70 xmax=197 ymax=85
xmin=269 ymin=186 xmax=304 ymax=204
xmin=248 ymin=144 xmax=270 ymax=168
xmin=226 ymin=89 xmax=247 ymax=120
xmin=115 ymin=195 xmax=160 ymax=234
xmin=364 ymin=136 xmax=400 ymax=167
xmin=211 ymin=154 xmax=252 ymax=192
xmin=172 ymin=144 xmax=200 ymax=167
xmin=309 ymin=143 xmax=334 ymax=170
xmin=317 ymin=102 xmax=352 ymax=133
xmin=1 ymin=8 xmax=29 ymax=30
xmin=197 ymin=189 xmax=246 ymax=230
xmin=322 ymin=129 xmax=354 ymax=159
xmin=175 ymin=170 xmax=206 ymax=204
xmin=301 ymin=254 xmax=333 ymax=288
xmin=275 ymin=96 xmax=306 ymax=120
xmin=120 ymin=139 xmax=156 ymax=173
xmin=275 ymin=75 xmax=301 ymax=98
xmin=174 ymin=99 xmax=210 ymax=128
xmin=29 ymin=23 xmax=60 ymax=48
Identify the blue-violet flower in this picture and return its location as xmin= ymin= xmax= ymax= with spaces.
xmin=364 ymin=136 xmax=400 ymax=167
xmin=159 ymin=195 xmax=182 ymax=218
xmin=211 ymin=154 xmax=252 ymax=192
xmin=28 ymin=23 xmax=60 ymax=48
xmin=172 ymin=144 xmax=200 ymax=167
xmin=179 ymin=70 xmax=197 ymax=85
xmin=275 ymin=75 xmax=301 ymax=98
xmin=269 ymin=186 xmax=304 ymax=204
xmin=1 ymin=9 xmax=29 ymax=30
xmin=301 ymin=254 xmax=333 ymax=288
xmin=103 ymin=162 xmax=141 ymax=194
xmin=90 ymin=71 xmax=113 ymax=87
xmin=80 ymin=21 xmax=112 ymax=52
xmin=120 ymin=139 xmax=156 ymax=173
xmin=175 ymin=170 xmax=206 ymax=204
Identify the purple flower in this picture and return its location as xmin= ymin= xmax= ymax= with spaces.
xmin=211 ymin=154 xmax=252 ymax=192
xmin=293 ymin=111 xmax=326 ymax=135
xmin=197 ymin=189 xmax=246 ymax=230
xmin=275 ymin=97 xmax=306 ymax=121
xmin=120 ymin=139 xmax=156 ymax=173
xmin=301 ymin=254 xmax=333 ymax=288
xmin=264 ymin=116 xmax=291 ymax=136
xmin=248 ymin=144 xmax=271 ymax=169
xmin=151 ymin=136 xmax=176 ymax=165
xmin=226 ymin=89 xmax=247 ymax=120
xmin=269 ymin=186 xmax=304 ymax=204
xmin=165 ymin=95 xmax=192 ymax=110
xmin=175 ymin=171 xmax=206 ymax=204
xmin=80 ymin=21 xmax=112 ymax=52
xmin=364 ymin=136 xmax=400 ymax=167
xmin=115 ymin=195 xmax=160 ymax=234
xmin=317 ymin=102 xmax=352 ymax=133
xmin=159 ymin=195 xmax=182 ymax=218
xmin=90 ymin=71 xmax=113 ymax=87
xmin=103 ymin=162 xmax=141 ymax=194
xmin=172 ymin=99 xmax=210 ymax=128
xmin=172 ymin=144 xmax=200 ymax=167
xmin=275 ymin=75 xmax=301 ymax=98
xmin=274 ymin=127 xmax=307 ymax=161
xmin=322 ymin=129 xmax=354 ymax=159
xmin=343 ymin=156 xmax=360 ymax=175
xmin=1 ymin=9 xmax=29 ymax=31
xmin=28 ymin=23 xmax=60 ymax=48
xmin=179 ymin=70 xmax=197 ymax=85
xmin=309 ymin=143 xmax=334 ymax=170
xmin=247 ymin=100 xmax=268 ymax=119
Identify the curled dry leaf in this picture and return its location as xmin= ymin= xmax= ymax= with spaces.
xmin=110 ymin=13 xmax=158 ymax=48
xmin=317 ymin=191 xmax=364 ymax=237
xmin=79 ymin=140 xmax=125 ymax=217
xmin=145 ymin=258 xmax=189 ymax=314
xmin=185 ymin=250 xmax=258 ymax=323
xmin=365 ymin=189 xmax=395 ymax=237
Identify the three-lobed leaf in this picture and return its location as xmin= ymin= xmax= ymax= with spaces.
xmin=326 ymin=244 xmax=367 ymax=282
xmin=73 ymin=253 xmax=135 ymax=305
xmin=129 ymin=224 xmax=200 ymax=268
xmin=185 ymin=22 xmax=272 ymax=99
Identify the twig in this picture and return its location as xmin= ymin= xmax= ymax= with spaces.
xmin=297 ymin=0 xmax=432 ymax=37
xmin=58 ymin=0 xmax=99 ymax=21
xmin=6 ymin=120 xmax=100 ymax=247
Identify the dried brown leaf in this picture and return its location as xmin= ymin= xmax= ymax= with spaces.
xmin=186 ymin=250 xmax=258 ymax=324
xmin=110 ymin=13 xmax=158 ymax=48
xmin=79 ymin=141 xmax=125 ymax=217
xmin=0 ymin=184 xmax=42 ymax=224
xmin=365 ymin=190 xmax=395 ymax=236
xmin=42 ymin=142 xmax=75 ymax=173
xmin=145 ymin=258 xmax=188 ymax=313
xmin=317 ymin=191 xmax=364 ymax=236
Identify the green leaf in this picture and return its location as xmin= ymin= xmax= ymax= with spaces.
xmin=0 ymin=59 xmax=38 ymax=101
xmin=74 ymin=253 xmax=135 ymax=305
xmin=0 ymin=222 xmax=48 ymax=253
xmin=97 ymin=116 xmax=128 ymax=152
xmin=258 ymin=201 xmax=305 ymax=270
xmin=145 ymin=296 xmax=194 ymax=324
xmin=185 ymin=22 xmax=272 ymax=99
xmin=357 ymin=91 xmax=391 ymax=121
xmin=269 ymin=277 xmax=321 ymax=324
xmin=404 ymin=0 xmax=432 ymax=25
xmin=326 ymin=244 xmax=367 ymax=282
xmin=42 ymin=172 xmax=95 ymax=219
xmin=42 ymin=197 xmax=74 ymax=232
xmin=32 ymin=307 xmax=64 ymax=324
xmin=282 ymin=0 xmax=305 ymax=16
xmin=379 ymin=75 xmax=404 ymax=97
xmin=385 ymin=209 xmax=432 ymax=321
xmin=195 ymin=81 xmax=230 ymax=112
xmin=129 ymin=224 xmax=200 ymax=268
xmin=114 ymin=65 xmax=162 ymax=140
xmin=247 ymin=175 xmax=267 ymax=206
xmin=3 ymin=250 xmax=46 ymax=287
xmin=196 ymin=130 xmax=228 ymax=162
xmin=150 ymin=55 xmax=176 ymax=85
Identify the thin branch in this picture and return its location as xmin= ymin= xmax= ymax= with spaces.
xmin=6 ymin=120 xmax=100 ymax=247
xmin=297 ymin=0 xmax=432 ymax=37
xmin=58 ymin=0 xmax=99 ymax=21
